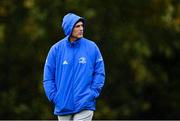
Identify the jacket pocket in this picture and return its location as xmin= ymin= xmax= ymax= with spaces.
xmin=54 ymin=90 xmax=74 ymax=113
xmin=52 ymin=92 xmax=58 ymax=104
xmin=83 ymin=88 xmax=95 ymax=104
xmin=89 ymin=89 xmax=96 ymax=101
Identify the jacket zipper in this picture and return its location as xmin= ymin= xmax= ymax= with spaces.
xmin=72 ymin=43 xmax=75 ymax=110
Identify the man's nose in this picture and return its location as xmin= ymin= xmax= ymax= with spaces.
xmin=80 ymin=26 xmax=83 ymax=31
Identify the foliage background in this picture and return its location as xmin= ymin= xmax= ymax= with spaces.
xmin=0 ymin=0 xmax=180 ymax=119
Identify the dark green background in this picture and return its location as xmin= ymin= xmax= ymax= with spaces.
xmin=0 ymin=0 xmax=180 ymax=119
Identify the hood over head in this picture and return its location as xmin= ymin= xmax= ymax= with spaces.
xmin=62 ymin=13 xmax=85 ymax=36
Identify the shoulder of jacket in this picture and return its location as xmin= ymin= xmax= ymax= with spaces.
xmin=51 ymin=37 xmax=66 ymax=50
xmin=82 ymin=38 xmax=97 ymax=47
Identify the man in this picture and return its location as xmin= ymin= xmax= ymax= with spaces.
xmin=43 ymin=13 xmax=105 ymax=121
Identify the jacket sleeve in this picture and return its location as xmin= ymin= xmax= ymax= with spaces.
xmin=91 ymin=44 xmax=105 ymax=99
xmin=43 ymin=46 xmax=57 ymax=103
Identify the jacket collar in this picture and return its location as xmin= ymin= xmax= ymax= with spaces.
xmin=65 ymin=35 xmax=81 ymax=47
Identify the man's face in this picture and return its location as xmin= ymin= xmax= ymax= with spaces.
xmin=71 ymin=21 xmax=84 ymax=40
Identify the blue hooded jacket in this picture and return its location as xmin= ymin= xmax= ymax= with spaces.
xmin=43 ymin=13 xmax=105 ymax=115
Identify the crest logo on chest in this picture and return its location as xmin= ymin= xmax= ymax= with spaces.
xmin=79 ymin=57 xmax=87 ymax=64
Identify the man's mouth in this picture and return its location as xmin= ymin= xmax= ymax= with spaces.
xmin=79 ymin=32 xmax=83 ymax=35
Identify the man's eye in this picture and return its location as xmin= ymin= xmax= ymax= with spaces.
xmin=75 ymin=25 xmax=83 ymax=28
